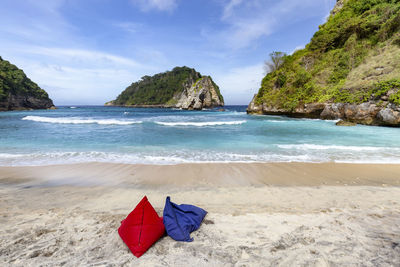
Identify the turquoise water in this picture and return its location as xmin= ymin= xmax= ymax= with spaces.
xmin=0 ymin=105 xmax=399 ymax=166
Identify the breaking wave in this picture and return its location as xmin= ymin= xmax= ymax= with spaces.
xmin=277 ymin=144 xmax=389 ymax=151
xmin=154 ymin=120 xmax=247 ymax=127
xmin=2 ymin=149 xmax=400 ymax=166
xmin=22 ymin=116 xmax=142 ymax=125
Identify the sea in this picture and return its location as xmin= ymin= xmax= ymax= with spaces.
xmin=0 ymin=105 xmax=399 ymax=166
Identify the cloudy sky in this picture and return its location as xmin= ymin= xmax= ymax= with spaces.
xmin=0 ymin=0 xmax=335 ymax=105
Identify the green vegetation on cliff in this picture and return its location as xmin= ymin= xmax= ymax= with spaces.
xmin=209 ymin=77 xmax=224 ymax=104
xmin=0 ymin=57 xmax=50 ymax=103
xmin=256 ymin=0 xmax=400 ymax=111
xmin=113 ymin=66 xmax=224 ymax=106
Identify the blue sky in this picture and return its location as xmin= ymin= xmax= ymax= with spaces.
xmin=0 ymin=0 xmax=336 ymax=105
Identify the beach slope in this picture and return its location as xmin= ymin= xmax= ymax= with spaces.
xmin=0 ymin=163 xmax=399 ymax=266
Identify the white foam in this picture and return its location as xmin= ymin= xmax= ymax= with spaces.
xmin=268 ymin=120 xmax=288 ymax=123
xmin=70 ymin=107 xmax=77 ymax=109
xmin=0 ymin=151 xmax=315 ymax=166
xmin=22 ymin=116 xmax=142 ymax=125
xmin=1 ymin=150 xmax=400 ymax=166
xmin=155 ymin=120 xmax=247 ymax=127
xmin=278 ymin=144 xmax=387 ymax=151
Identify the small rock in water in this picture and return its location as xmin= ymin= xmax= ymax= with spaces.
xmin=336 ymin=120 xmax=356 ymax=126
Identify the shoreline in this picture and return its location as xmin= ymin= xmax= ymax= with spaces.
xmin=1 ymin=162 xmax=400 ymax=187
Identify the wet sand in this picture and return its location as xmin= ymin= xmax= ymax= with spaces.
xmin=0 ymin=163 xmax=399 ymax=266
xmin=1 ymin=162 xmax=400 ymax=187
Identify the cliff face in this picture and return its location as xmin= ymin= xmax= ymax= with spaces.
xmin=248 ymin=0 xmax=400 ymax=126
xmin=172 ymin=76 xmax=224 ymax=110
xmin=0 ymin=57 xmax=54 ymax=111
xmin=108 ymin=66 xmax=224 ymax=110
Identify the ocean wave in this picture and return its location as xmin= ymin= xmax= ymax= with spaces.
xmin=277 ymin=144 xmax=389 ymax=151
xmin=0 ymin=151 xmax=314 ymax=166
xmin=22 ymin=116 xmax=142 ymax=125
xmin=268 ymin=120 xmax=288 ymax=123
xmin=154 ymin=120 xmax=247 ymax=126
xmin=1 ymin=150 xmax=400 ymax=166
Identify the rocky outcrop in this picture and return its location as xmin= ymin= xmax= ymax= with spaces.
xmin=108 ymin=66 xmax=224 ymax=110
xmin=247 ymin=0 xmax=400 ymax=127
xmin=331 ymin=0 xmax=346 ymax=16
xmin=247 ymin=95 xmax=326 ymax=119
xmin=0 ymin=94 xmax=54 ymax=111
xmin=172 ymin=76 xmax=224 ymax=110
xmin=0 ymin=57 xmax=54 ymax=111
xmin=247 ymin=92 xmax=400 ymax=127
xmin=336 ymin=120 xmax=357 ymax=126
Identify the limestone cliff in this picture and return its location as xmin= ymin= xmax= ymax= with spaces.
xmin=171 ymin=76 xmax=224 ymax=110
xmin=0 ymin=57 xmax=54 ymax=111
xmin=108 ymin=66 xmax=224 ymax=110
xmin=247 ymin=0 xmax=400 ymax=126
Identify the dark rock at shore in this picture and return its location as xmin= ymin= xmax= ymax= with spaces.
xmin=0 ymin=57 xmax=54 ymax=111
xmin=336 ymin=120 xmax=357 ymax=126
xmin=1 ymin=94 xmax=54 ymax=111
xmin=247 ymin=94 xmax=400 ymax=127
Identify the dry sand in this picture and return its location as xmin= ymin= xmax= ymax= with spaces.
xmin=0 ymin=163 xmax=399 ymax=266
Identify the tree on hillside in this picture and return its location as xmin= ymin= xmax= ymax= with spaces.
xmin=264 ymin=51 xmax=287 ymax=74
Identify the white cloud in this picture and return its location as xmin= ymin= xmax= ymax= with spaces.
xmin=222 ymin=0 xmax=243 ymax=20
xmin=3 ymin=51 xmax=141 ymax=105
xmin=208 ymin=0 xmax=333 ymax=50
xmin=0 ymin=0 xmax=168 ymax=105
xmin=132 ymin=0 xmax=178 ymax=12
xmin=2 ymin=44 xmax=164 ymax=105
xmin=30 ymin=65 xmax=139 ymax=105
xmin=18 ymin=47 xmax=142 ymax=68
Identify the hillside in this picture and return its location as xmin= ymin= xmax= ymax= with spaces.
xmin=108 ymin=66 xmax=224 ymax=110
xmin=0 ymin=57 xmax=54 ymax=111
xmin=248 ymin=0 xmax=400 ymax=126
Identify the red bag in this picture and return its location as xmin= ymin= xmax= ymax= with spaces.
xmin=118 ymin=196 xmax=165 ymax=257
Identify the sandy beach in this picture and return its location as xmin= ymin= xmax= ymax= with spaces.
xmin=0 ymin=163 xmax=399 ymax=266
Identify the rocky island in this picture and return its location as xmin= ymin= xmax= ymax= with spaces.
xmin=0 ymin=57 xmax=54 ymax=111
xmin=247 ymin=0 xmax=400 ymax=126
xmin=107 ymin=66 xmax=224 ymax=110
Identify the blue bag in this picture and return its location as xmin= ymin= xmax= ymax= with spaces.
xmin=163 ymin=196 xmax=207 ymax=242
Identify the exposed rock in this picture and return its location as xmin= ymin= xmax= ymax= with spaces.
xmin=336 ymin=120 xmax=357 ymax=126
xmin=320 ymin=102 xmax=380 ymax=125
xmin=107 ymin=66 xmax=224 ymax=110
xmin=320 ymin=103 xmax=345 ymax=119
xmin=377 ymin=108 xmax=400 ymax=125
xmin=248 ymin=95 xmax=400 ymax=127
xmin=173 ymin=76 xmax=224 ymax=110
xmin=247 ymin=95 xmax=263 ymax=114
xmin=247 ymin=95 xmax=325 ymax=119
xmin=331 ymin=0 xmax=346 ymax=16
xmin=1 ymin=94 xmax=54 ymax=111
xmin=104 ymin=101 xmax=115 ymax=106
